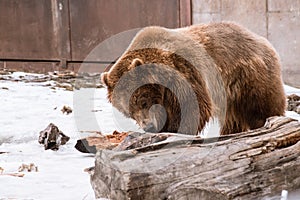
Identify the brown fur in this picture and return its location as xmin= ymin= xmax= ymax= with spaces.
xmin=101 ymin=22 xmax=286 ymax=135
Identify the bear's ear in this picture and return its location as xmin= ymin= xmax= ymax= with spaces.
xmin=101 ymin=72 xmax=109 ymax=87
xmin=128 ymin=58 xmax=144 ymax=70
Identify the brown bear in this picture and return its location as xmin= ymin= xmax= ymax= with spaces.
xmin=101 ymin=22 xmax=286 ymax=135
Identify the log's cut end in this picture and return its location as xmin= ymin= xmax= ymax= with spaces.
xmin=90 ymin=116 xmax=300 ymax=199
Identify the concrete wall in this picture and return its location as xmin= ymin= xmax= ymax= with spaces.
xmin=192 ymin=0 xmax=300 ymax=88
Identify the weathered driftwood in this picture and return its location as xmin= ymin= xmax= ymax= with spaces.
xmin=90 ymin=116 xmax=300 ymax=199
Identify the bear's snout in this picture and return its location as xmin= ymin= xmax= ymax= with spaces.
xmin=143 ymin=122 xmax=157 ymax=133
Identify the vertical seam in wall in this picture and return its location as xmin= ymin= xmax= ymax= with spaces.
xmin=220 ymin=0 xmax=223 ymax=20
xmin=179 ymin=0 xmax=182 ymax=27
xmin=266 ymin=0 xmax=269 ymax=39
xmin=189 ymin=0 xmax=193 ymax=25
xmin=66 ymin=0 xmax=72 ymax=61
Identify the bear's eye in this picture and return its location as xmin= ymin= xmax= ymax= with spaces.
xmin=140 ymin=101 xmax=148 ymax=109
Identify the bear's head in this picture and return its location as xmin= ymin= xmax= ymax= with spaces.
xmin=101 ymin=48 xmax=183 ymax=133
xmin=128 ymin=83 xmax=169 ymax=132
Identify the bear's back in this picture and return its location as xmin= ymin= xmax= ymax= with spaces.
xmin=181 ymin=22 xmax=286 ymax=133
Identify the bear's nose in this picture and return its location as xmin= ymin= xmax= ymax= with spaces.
xmin=144 ymin=123 xmax=157 ymax=133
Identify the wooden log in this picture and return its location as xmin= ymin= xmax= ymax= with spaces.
xmin=90 ymin=116 xmax=300 ymax=199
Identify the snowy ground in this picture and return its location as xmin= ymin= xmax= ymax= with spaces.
xmin=0 ymin=72 xmax=300 ymax=200
xmin=0 ymin=72 xmax=134 ymax=200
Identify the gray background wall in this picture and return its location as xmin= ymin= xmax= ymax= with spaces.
xmin=192 ymin=0 xmax=300 ymax=88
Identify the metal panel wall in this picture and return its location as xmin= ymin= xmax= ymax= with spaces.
xmin=0 ymin=0 xmax=191 ymax=72
xmin=0 ymin=0 xmax=70 ymax=61
xmin=69 ymin=0 xmax=182 ymax=61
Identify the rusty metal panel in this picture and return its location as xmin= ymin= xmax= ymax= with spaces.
xmin=180 ymin=0 xmax=192 ymax=27
xmin=69 ymin=0 xmax=182 ymax=61
xmin=0 ymin=0 xmax=70 ymax=60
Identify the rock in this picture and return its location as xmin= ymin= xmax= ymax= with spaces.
xmin=297 ymin=106 xmax=300 ymax=114
xmin=18 ymin=163 xmax=38 ymax=172
xmin=0 ymin=69 xmax=13 ymax=75
xmin=75 ymin=138 xmax=97 ymax=154
xmin=55 ymin=83 xmax=74 ymax=91
xmin=38 ymin=123 xmax=70 ymax=150
xmin=56 ymin=70 xmax=77 ymax=79
xmin=288 ymin=94 xmax=300 ymax=101
xmin=61 ymin=105 xmax=72 ymax=114
xmin=287 ymin=94 xmax=300 ymax=114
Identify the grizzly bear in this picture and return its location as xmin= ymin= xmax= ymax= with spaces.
xmin=101 ymin=22 xmax=286 ymax=135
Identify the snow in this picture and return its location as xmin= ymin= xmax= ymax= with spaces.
xmin=0 ymin=81 xmax=95 ymax=199
xmin=0 ymin=72 xmax=300 ymax=199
